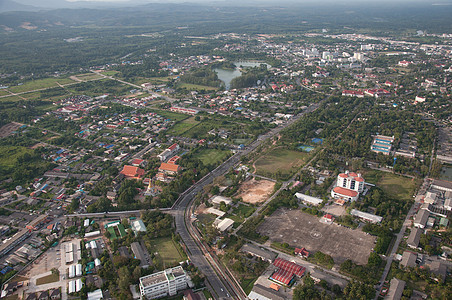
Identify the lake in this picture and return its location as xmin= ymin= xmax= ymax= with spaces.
xmin=214 ymin=61 xmax=269 ymax=90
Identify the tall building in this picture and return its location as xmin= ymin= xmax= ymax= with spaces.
xmin=331 ymin=171 xmax=364 ymax=202
xmin=139 ymin=266 xmax=188 ymax=299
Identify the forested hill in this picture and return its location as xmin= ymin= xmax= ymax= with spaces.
xmin=0 ymin=2 xmax=451 ymax=34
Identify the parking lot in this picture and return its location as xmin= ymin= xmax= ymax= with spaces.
xmin=258 ymin=208 xmax=376 ymax=265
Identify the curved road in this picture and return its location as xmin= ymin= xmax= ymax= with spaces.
xmin=171 ymin=102 xmax=322 ymax=299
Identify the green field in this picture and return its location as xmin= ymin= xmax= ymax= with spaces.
xmin=8 ymin=77 xmax=76 ymax=93
xmin=36 ymin=273 xmax=59 ymax=285
xmin=74 ymin=73 xmax=104 ymax=81
xmin=167 ymin=116 xmax=200 ymax=136
xmin=255 ymin=147 xmax=309 ymax=179
xmin=232 ymin=204 xmax=255 ymax=218
xmin=0 ymin=90 xmax=10 ymax=96
xmin=364 ymin=170 xmax=419 ymax=201
xmin=178 ymin=82 xmax=219 ymax=91
xmin=150 ymin=237 xmax=186 ymax=265
xmin=0 ymin=146 xmax=33 ymax=169
xmin=100 ymin=70 xmax=120 ymax=76
xmin=152 ymin=110 xmax=189 ymax=122
xmin=196 ymin=148 xmax=230 ymax=167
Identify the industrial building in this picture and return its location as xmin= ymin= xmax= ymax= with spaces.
xmin=269 ymin=258 xmax=305 ymax=286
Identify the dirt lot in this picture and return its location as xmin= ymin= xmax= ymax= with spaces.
xmin=236 ymin=178 xmax=275 ymax=204
xmin=0 ymin=122 xmax=22 ymax=138
xmin=258 ymin=208 xmax=376 ymax=265
xmin=321 ymin=204 xmax=347 ymax=217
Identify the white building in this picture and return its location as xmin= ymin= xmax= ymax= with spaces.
xmin=294 ymin=193 xmax=323 ymax=206
xmin=214 ymin=218 xmax=234 ymax=232
xmin=139 ymin=266 xmax=188 ymax=299
xmin=350 ymin=209 xmax=383 ymax=223
xmin=331 ymin=171 xmax=364 ymax=202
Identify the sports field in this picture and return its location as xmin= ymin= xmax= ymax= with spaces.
xmin=197 ymin=148 xmax=230 ymax=167
xmin=364 ymin=170 xmax=419 ymax=201
xmin=254 ymin=147 xmax=309 ymax=179
xmin=150 ymin=237 xmax=186 ymax=265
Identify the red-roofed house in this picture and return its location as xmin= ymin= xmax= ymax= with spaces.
xmin=167 ymin=156 xmax=180 ymax=165
xmin=294 ymin=247 xmax=309 ymax=258
xmin=322 ymin=214 xmax=334 ymax=224
xmin=130 ymin=159 xmax=145 ymax=167
xmin=120 ymin=165 xmax=145 ymax=179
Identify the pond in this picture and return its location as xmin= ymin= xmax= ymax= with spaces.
xmin=214 ymin=61 xmax=269 ymax=90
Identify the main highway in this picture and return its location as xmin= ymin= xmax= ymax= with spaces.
xmin=171 ymin=102 xmax=322 ymax=299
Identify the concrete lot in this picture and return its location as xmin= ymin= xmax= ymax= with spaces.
xmin=321 ymin=203 xmax=347 ymax=217
xmin=258 ymin=208 xmax=376 ymax=265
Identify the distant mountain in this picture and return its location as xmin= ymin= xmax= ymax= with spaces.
xmin=0 ymin=0 xmax=39 ymax=12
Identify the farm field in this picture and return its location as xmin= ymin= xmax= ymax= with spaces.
xmin=151 ymin=110 xmax=189 ymax=123
xmin=7 ymin=77 xmax=77 ymax=93
xmin=364 ymin=170 xmax=419 ymax=201
xmin=73 ymin=72 xmax=104 ymax=81
xmin=254 ymin=147 xmax=309 ymax=179
xmin=196 ymin=148 xmax=230 ymax=167
xmin=167 ymin=116 xmax=199 ymax=136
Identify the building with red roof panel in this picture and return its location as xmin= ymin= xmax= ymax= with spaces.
xmin=120 ymin=165 xmax=145 ymax=179
xmin=331 ymin=171 xmax=365 ymax=202
xmin=270 ymin=258 xmax=305 ymax=286
xmin=294 ymin=248 xmax=309 ymax=258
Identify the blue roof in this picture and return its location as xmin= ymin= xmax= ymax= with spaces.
xmin=56 ymin=149 xmax=65 ymax=154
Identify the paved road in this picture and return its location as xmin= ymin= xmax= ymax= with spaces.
xmin=171 ymin=102 xmax=322 ymax=299
xmin=374 ymin=177 xmax=428 ymax=299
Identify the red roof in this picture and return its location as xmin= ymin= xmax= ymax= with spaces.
xmin=168 ymin=143 xmax=179 ymax=151
xmin=339 ymin=173 xmax=348 ymax=178
xmin=131 ymin=158 xmax=144 ymax=166
xmin=120 ymin=165 xmax=145 ymax=179
xmin=349 ymin=172 xmax=358 ymax=177
xmin=273 ymin=258 xmax=305 ymax=277
xmin=271 ymin=269 xmax=293 ymax=285
xmin=167 ymin=156 xmax=180 ymax=164
xmin=159 ymin=162 xmax=181 ymax=173
xmin=333 ymin=186 xmax=358 ymax=197
xmin=323 ymin=214 xmax=333 ymax=220
xmin=354 ymin=177 xmax=364 ymax=182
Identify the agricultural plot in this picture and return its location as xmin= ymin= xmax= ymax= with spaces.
xmin=254 ymin=147 xmax=309 ymax=179
xmin=73 ymin=72 xmax=104 ymax=81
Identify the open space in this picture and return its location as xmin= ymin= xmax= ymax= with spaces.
xmin=177 ymin=82 xmax=219 ymax=91
xmin=167 ymin=116 xmax=200 ymax=136
xmin=257 ymin=208 xmax=376 ymax=265
xmin=7 ymin=77 xmax=76 ymax=93
xmin=149 ymin=237 xmax=186 ymax=266
xmin=72 ymin=72 xmax=104 ymax=81
xmin=236 ymin=178 xmax=275 ymax=204
xmin=196 ymin=148 xmax=231 ymax=167
xmin=35 ymin=273 xmax=59 ymax=285
xmin=364 ymin=170 xmax=419 ymax=201
xmin=254 ymin=147 xmax=309 ymax=179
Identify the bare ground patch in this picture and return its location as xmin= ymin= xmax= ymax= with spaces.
xmin=237 ymin=178 xmax=275 ymax=204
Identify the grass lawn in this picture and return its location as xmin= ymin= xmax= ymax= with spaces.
xmin=255 ymin=147 xmax=309 ymax=180
xmin=148 ymin=76 xmax=175 ymax=84
xmin=150 ymin=237 xmax=186 ymax=265
xmin=178 ymin=82 xmax=219 ymax=91
xmin=240 ymin=277 xmax=258 ymax=295
xmin=364 ymin=170 xmax=419 ymax=201
xmin=36 ymin=273 xmax=59 ymax=285
xmin=0 ymin=95 xmax=26 ymax=102
xmin=232 ymin=204 xmax=255 ymax=218
xmin=196 ymin=149 xmax=230 ymax=167
xmin=8 ymin=77 xmax=76 ymax=93
xmin=0 ymin=90 xmax=10 ymax=96
xmin=167 ymin=117 xmax=200 ymax=136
